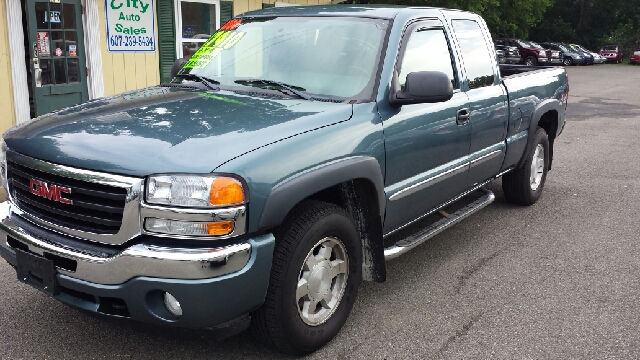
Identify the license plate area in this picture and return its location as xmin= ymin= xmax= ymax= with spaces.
xmin=15 ymin=248 xmax=59 ymax=296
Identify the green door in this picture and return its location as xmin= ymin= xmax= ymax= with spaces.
xmin=26 ymin=0 xmax=89 ymax=117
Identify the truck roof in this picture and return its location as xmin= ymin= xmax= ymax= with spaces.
xmin=240 ymin=4 xmax=469 ymax=19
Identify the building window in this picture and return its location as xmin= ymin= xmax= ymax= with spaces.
xmin=175 ymin=0 xmax=220 ymax=59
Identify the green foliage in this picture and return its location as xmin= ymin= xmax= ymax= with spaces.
xmin=344 ymin=0 xmax=552 ymax=38
xmin=529 ymin=0 xmax=639 ymax=53
xmin=343 ymin=0 xmax=639 ymax=54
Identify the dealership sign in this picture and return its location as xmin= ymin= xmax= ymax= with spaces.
xmin=105 ymin=0 xmax=156 ymax=52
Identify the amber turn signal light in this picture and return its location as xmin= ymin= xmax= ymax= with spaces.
xmin=209 ymin=177 xmax=244 ymax=206
xmin=207 ymin=221 xmax=235 ymax=235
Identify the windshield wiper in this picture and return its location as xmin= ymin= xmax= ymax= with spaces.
xmin=235 ymin=79 xmax=313 ymax=101
xmin=175 ymin=73 xmax=220 ymax=91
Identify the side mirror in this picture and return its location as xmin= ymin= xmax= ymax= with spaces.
xmin=170 ymin=58 xmax=189 ymax=80
xmin=390 ymin=71 xmax=454 ymax=107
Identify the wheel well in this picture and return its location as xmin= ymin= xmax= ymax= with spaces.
xmin=537 ymin=110 xmax=558 ymax=170
xmin=279 ymin=179 xmax=386 ymax=283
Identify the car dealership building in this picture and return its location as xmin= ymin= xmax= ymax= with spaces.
xmin=0 ymin=0 xmax=330 ymax=134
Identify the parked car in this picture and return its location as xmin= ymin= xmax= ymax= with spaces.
xmin=495 ymin=38 xmax=550 ymax=66
xmin=568 ymin=44 xmax=594 ymax=65
xmin=494 ymin=43 xmax=521 ymax=64
xmin=0 ymin=6 xmax=569 ymax=355
xmin=529 ymin=41 xmax=561 ymax=65
xmin=570 ymin=44 xmax=606 ymax=64
xmin=540 ymin=42 xmax=584 ymax=66
xmin=631 ymin=49 xmax=640 ymax=64
xmin=592 ymin=52 xmax=607 ymax=64
xmin=600 ymin=45 xmax=623 ymax=63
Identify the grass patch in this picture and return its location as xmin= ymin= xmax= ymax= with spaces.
xmin=605 ymin=60 xmax=636 ymax=66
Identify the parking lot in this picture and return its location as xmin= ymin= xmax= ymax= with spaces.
xmin=1 ymin=64 xmax=639 ymax=359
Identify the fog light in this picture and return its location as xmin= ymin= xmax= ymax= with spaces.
xmin=164 ymin=292 xmax=182 ymax=317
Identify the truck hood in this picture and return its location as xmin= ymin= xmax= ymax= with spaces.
xmin=4 ymin=87 xmax=353 ymax=177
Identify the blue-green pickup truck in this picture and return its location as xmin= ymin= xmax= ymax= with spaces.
xmin=0 ymin=5 xmax=568 ymax=354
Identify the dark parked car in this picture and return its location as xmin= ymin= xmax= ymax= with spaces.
xmin=530 ymin=42 xmax=561 ymax=65
xmin=600 ymin=45 xmax=623 ymax=63
xmin=540 ymin=42 xmax=585 ymax=66
xmin=631 ymin=49 xmax=640 ymax=64
xmin=495 ymin=38 xmax=549 ymax=66
xmin=494 ymin=43 xmax=520 ymax=64
xmin=568 ymin=44 xmax=594 ymax=65
xmin=569 ymin=44 xmax=606 ymax=64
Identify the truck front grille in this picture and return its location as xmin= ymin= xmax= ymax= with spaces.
xmin=7 ymin=160 xmax=127 ymax=234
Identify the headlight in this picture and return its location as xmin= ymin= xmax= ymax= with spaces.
xmin=0 ymin=139 xmax=7 ymax=190
xmin=146 ymin=175 xmax=245 ymax=208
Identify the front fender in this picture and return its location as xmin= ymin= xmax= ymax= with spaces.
xmin=258 ymin=156 xmax=385 ymax=230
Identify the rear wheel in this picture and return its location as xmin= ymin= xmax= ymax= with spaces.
xmin=502 ymin=127 xmax=549 ymax=205
xmin=251 ymin=201 xmax=362 ymax=355
xmin=525 ymin=56 xmax=538 ymax=66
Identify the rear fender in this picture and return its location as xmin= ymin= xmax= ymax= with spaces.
xmin=516 ymin=99 xmax=561 ymax=169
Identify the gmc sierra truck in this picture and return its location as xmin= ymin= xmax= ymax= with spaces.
xmin=0 ymin=5 xmax=568 ymax=355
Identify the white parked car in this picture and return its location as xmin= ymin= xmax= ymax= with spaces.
xmin=572 ymin=44 xmax=606 ymax=64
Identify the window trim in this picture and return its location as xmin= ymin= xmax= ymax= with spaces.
xmin=391 ymin=19 xmax=460 ymax=97
xmin=450 ymin=19 xmax=498 ymax=91
xmin=174 ymin=0 xmax=221 ymax=59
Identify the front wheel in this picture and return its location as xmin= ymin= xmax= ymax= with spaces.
xmin=525 ymin=56 xmax=538 ymax=66
xmin=502 ymin=127 xmax=549 ymax=205
xmin=251 ymin=201 xmax=362 ymax=355
xmin=563 ymin=57 xmax=573 ymax=66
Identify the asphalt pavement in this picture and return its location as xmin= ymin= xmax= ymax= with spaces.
xmin=1 ymin=64 xmax=639 ymax=359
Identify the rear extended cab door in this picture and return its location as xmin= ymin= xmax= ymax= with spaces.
xmin=442 ymin=11 xmax=509 ymax=187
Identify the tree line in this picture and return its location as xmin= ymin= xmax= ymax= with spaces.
xmin=347 ymin=0 xmax=640 ymax=55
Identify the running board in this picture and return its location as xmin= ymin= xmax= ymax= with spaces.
xmin=383 ymin=188 xmax=495 ymax=260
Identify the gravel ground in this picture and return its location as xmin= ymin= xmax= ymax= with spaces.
xmin=1 ymin=64 xmax=639 ymax=359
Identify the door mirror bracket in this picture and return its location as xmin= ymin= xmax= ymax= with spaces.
xmin=170 ymin=58 xmax=189 ymax=80
xmin=389 ymin=71 xmax=454 ymax=107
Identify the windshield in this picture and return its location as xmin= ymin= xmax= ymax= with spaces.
xmin=529 ymin=41 xmax=544 ymax=49
xmin=557 ymin=44 xmax=570 ymax=52
xmin=602 ymin=45 xmax=617 ymax=51
xmin=515 ymin=40 xmax=532 ymax=48
xmin=572 ymin=44 xmax=587 ymax=52
xmin=177 ymin=17 xmax=389 ymax=101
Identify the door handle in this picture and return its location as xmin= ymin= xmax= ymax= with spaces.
xmin=456 ymin=108 xmax=470 ymax=125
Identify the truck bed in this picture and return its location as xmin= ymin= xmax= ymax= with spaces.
xmin=499 ymin=64 xmax=560 ymax=78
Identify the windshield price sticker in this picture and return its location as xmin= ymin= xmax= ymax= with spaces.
xmin=106 ymin=0 xmax=156 ymax=52
xmin=183 ymin=30 xmax=245 ymax=69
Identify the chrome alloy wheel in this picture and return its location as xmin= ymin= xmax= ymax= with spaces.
xmin=296 ymin=237 xmax=348 ymax=326
xmin=530 ymin=144 xmax=545 ymax=191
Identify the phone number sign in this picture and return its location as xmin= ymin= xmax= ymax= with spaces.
xmin=105 ymin=0 xmax=156 ymax=52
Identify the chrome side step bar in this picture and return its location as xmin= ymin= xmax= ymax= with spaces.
xmin=383 ymin=188 xmax=495 ymax=260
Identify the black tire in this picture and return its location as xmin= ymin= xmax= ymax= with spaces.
xmin=251 ymin=200 xmax=362 ymax=355
xmin=525 ymin=56 xmax=537 ymax=66
xmin=563 ymin=57 xmax=573 ymax=66
xmin=502 ymin=127 xmax=550 ymax=205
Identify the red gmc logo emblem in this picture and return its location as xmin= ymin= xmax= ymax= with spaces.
xmin=29 ymin=179 xmax=73 ymax=205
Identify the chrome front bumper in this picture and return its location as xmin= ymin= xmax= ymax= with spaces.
xmin=0 ymin=201 xmax=252 ymax=285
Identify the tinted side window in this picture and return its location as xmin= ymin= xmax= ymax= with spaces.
xmin=451 ymin=20 xmax=495 ymax=89
xmin=398 ymin=29 xmax=457 ymax=90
